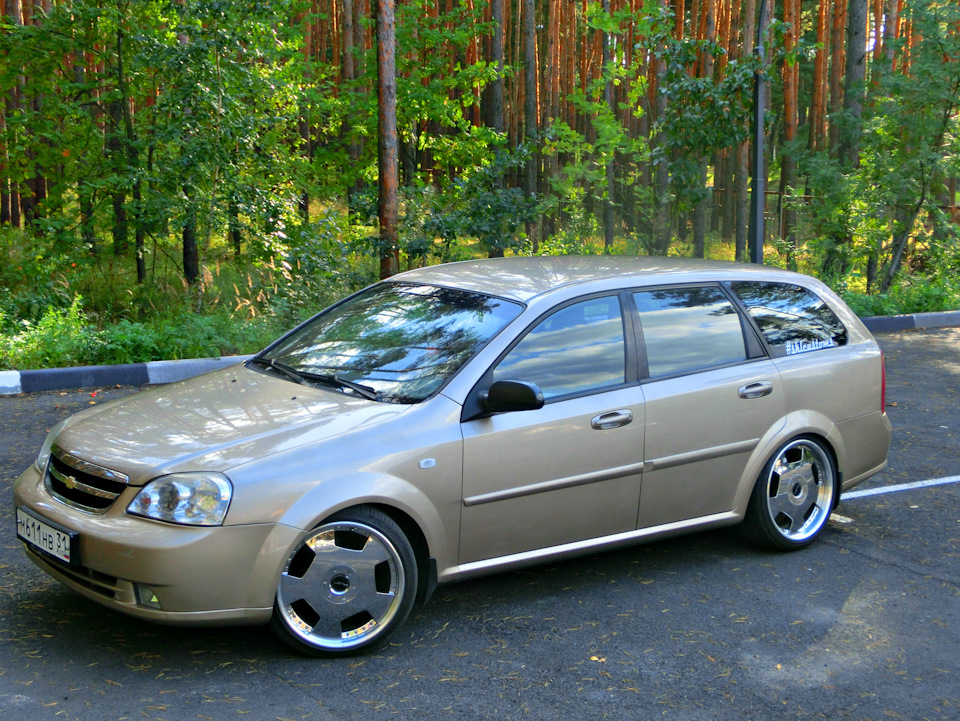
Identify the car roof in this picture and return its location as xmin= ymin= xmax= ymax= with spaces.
xmin=390 ymin=256 xmax=809 ymax=303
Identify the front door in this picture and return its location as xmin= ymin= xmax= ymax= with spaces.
xmin=459 ymin=295 xmax=645 ymax=564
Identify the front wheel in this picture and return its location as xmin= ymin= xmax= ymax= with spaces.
xmin=743 ymin=437 xmax=836 ymax=551
xmin=271 ymin=506 xmax=418 ymax=656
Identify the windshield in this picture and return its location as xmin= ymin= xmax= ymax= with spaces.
xmin=260 ymin=283 xmax=523 ymax=403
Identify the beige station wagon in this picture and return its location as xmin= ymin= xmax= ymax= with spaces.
xmin=14 ymin=257 xmax=891 ymax=656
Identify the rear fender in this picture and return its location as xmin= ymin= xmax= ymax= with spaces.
xmin=730 ymin=410 xmax=843 ymax=516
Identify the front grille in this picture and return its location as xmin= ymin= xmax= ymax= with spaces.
xmin=45 ymin=446 xmax=130 ymax=513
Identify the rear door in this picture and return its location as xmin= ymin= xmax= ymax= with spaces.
xmin=631 ymin=286 xmax=785 ymax=528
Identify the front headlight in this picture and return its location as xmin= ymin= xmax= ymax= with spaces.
xmin=35 ymin=419 xmax=69 ymax=474
xmin=127 ymin=473 xmax=233 ymax=526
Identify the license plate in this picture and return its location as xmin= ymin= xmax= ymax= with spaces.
xmin=16 ymin=507 xmax=78 ymax=565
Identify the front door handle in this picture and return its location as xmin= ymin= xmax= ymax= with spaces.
xmin=739 ymin=381 xmax=773 ymax=399
xmin=591 ymin=410 xmax=633 ymax=430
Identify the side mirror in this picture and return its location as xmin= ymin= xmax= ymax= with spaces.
xmin=480 ymin=379 xmax=544 ymax=413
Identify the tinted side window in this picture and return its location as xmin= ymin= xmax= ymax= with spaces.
xmin=730 ymin=281 xmax=847 ymax=356
xmin=493 ymin=297 xmax=625 ymax=399
xmin=633 ymin=287 xmax=747 ymax=378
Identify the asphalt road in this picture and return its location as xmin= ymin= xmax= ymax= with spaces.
xmin=1 ymin=329 xmax=958 ymax=720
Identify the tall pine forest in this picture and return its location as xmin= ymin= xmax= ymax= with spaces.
xmin=1 ymin=0 xmax=959 ymax=367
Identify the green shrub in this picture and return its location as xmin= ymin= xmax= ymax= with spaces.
xmin=0 ymin=296 xmax=289 ymax=370
xmin=0 ymin=296 xmax=99 ymax=369
xmin=842 ymin=276 xmax=960 ymax=317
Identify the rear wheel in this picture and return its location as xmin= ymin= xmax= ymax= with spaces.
xmin=271 ymin=506 xmax=418 ymax=656
xmin=744 ymin=437 xmax=836 ymax=550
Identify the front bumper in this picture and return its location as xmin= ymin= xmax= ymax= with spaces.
xmin=14 ymin=464 xmax=302 ymax=626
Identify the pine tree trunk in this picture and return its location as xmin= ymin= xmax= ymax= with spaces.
xmin=735 ymin=0 xmax=756 ymax=260
xmin=19 ymin=1 xmax=43 ymax=229
xmin=693 ymin=0 xmax=716 ymax=258
xmin=778 ymin=0 xmax=799 ymax=261
xmin=3 ymin=0 xmax=21 ymax=229
xmin=484 ymin=0 xmax=505 ymax=135
xmin=881 ymin=0 xmax=899 ymax=64
xmin=839 ymin=0 xmax=867 ymax=167
xmin=343 ymin=0 xmax=365 ymax=205
xmin=0 ymin=0 xmax=10 ymax=226
xmin=183 ymin=189 xmax=199 ymax=284
xmin=1 ymin=94 xmax=9 ymax=227
xmin=522 ymin=0 xmax=538 ymax=252
xmin=653 ymin=0 xmax=671 ymax=255
xmin=808 ymin=0 xmax=829 ymax=151
xmin=602 ymin=0 xmax=615 ymax=252
xmin=377 ymin=0 xmax=399 ymax=279
xmin=828 ymin=0 xmax=848 ymax=153
xmin=107 ymin=89 xmax=127 ymax=252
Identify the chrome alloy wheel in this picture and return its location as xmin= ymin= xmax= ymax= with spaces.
xmin=274 ymin=512 xmax=415 ymax=654
xmin=763 ymin=438 xmax=835 ymax=543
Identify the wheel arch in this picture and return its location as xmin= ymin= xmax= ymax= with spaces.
xmin=733 ymin=411 xmax=844 ymax=517
xmin=741 ymin=432 xmax=840 ymax=550
xmin=276 ymin=472 xmax=449 ymax=606
xmin=336 ymin=502 xmax=438 ymax=604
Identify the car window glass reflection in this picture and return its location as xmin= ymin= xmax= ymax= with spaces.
xmin=493 ymin=297 xmax=625 ymax=399
xmin=634 ymin=287 xmax=747 ymax=378
xmin=265 ymin=284 xmax=523 ymax=403
xmin=730 ymin=281 xmax=848 ymax=355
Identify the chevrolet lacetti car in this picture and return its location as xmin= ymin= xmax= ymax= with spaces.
xmin=14 ymin=256 xmax=891 ymax=656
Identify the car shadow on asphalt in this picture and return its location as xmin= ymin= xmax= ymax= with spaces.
xmin=6 ymin=526 xmax=782 ymax=662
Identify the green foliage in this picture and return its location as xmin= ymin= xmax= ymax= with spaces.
xmin=0 ymin=231 xmax=77 ymax=333
xmin=0 ymin=0 xmax=311 ymax=266
xmin=536 ymin=187 xmax=601 ymax=256
xmin=396 ymin=185 xmax=460 ymax=265
xmin=0 ymin=296 xmax=96 ymax=370
xmin=262 ymin=210 xmax=374 ymax=325
xmin=635 ymin=3 xmax=758 ymax=210
xmin=0 ymin=294 xmax=287 ymax=370
xmin=842 ymin=276 xmax=960 ymax=318
xmin=447 ymin=149 xmax=540 ymax=257
xmin=792 ymin=0 xmax=960 ymax=292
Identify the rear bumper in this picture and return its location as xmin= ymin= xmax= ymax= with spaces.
xmin=838 ymin=410 xmax=893 ymax=493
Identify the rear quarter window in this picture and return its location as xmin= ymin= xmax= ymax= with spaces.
xmin=729 ymin=281 xmax=847 ymax=357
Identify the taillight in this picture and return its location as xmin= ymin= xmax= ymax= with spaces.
xmin=880 ymin=351 xmax=887 ymax=413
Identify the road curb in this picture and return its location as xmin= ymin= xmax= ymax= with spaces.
xmin=859 ymin=310 xmax=960 ymax=334
xmin=0 ymin=355 xmax=253 ymax=396
xmin=2 ymin=310 xmax=959 ymax=397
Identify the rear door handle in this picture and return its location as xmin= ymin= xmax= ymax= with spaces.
xmin=591 ymin=410 xmax=633 ymax=430
xmin=738 ymin=381 xmax=773 ymax=399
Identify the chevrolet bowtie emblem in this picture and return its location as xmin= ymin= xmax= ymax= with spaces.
xmin=64 ymin=475 xmax=78 ymax=490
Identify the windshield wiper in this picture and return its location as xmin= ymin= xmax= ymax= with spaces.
xmin=251 ymin=358 xmax=380 ymax=401
xmin=249 ymin=357 xmax=306 ymax=385
xmin=297 ymin=370 xmax=381 ymax=402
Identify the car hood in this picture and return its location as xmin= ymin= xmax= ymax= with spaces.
xmin=53 ymin=365 xmax=412 ymax=485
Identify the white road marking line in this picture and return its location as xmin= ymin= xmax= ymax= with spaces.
xmin=842 ymin=475 xmax=960 ymax=499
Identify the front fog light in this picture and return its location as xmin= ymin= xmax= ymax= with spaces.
xmin=135 ymin=585 xmax=162 ymax=610
xmin=128 ymin=473 xmax=232 ymax=526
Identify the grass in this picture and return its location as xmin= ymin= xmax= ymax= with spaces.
xmin=841 ymin=277 xmax=960 ymax=318
xmin=0 ymin=224 xmax=377 ymax=370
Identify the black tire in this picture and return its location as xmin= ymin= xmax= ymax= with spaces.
xmin=271 ymin=506 xmax=418 ymax=657
xmin=743 ymin=436 xmax=836 ymax=551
